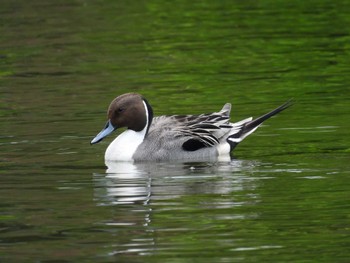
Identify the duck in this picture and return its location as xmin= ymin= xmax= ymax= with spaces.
xmin=91 ymin=93 xmax=292 ymax=162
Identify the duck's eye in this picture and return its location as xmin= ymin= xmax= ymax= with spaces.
xmin=117 ymin=107 xmax=125 ymax=113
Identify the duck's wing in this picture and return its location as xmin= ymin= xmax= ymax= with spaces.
xmin=150 ymin=103 xmax=233 ymax=152
xmin=150 ymin=100 xmax=292 ymax=152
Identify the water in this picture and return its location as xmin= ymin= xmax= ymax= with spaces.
xmin=1 ymin=0 xmax=350 ymax=262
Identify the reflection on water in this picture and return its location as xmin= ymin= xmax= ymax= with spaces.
xmin=93 ymin=160 xmax=261 ymax=256
xmin=95 ymin=160 xmax=259 ymax=206
xmin=89 ymin=158 xmax=350 ymax=260
xmin=95 ymin=162 xmax=152 ymax=206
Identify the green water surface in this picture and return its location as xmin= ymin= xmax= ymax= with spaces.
xmin=1 ymin=1 xmax=349 ymax=262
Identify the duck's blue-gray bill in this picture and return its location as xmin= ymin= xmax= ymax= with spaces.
xmin=91 ymin=120 xmax=115 ymax=144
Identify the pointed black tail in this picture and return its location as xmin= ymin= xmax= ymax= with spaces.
xmin=244 ymin=99 xmax=293 ymax=133
xmin=227 ymin=99 xmax=293 ymax=150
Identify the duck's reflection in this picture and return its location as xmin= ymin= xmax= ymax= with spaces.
xmin=92 ymin=160 xmax=260 ymax=256
xmin=94 ymin=160 xmax=258 ymax=205
xmin=95 ymin=162 xmax=152 ymax=205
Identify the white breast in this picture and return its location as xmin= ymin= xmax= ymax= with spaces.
xmin=105 ymin=129 xmax=145 ymax=161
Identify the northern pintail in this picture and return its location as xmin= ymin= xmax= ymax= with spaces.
xmin=91 ymin=93 xmax=292 ymax=162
